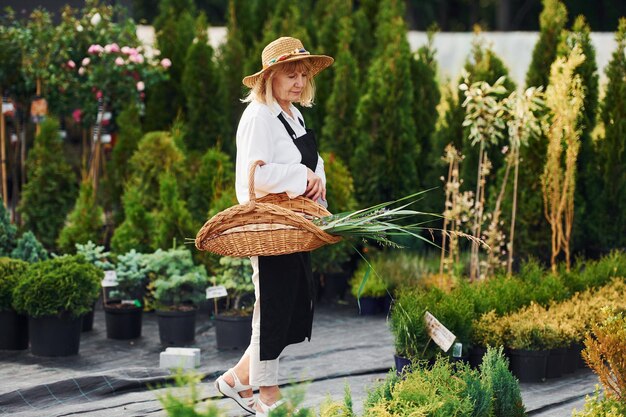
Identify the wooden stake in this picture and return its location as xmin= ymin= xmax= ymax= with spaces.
xmin=0 ymin=96 xmax=7 ymax=208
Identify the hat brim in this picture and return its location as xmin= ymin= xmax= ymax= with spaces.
xmin=242 ymin=55 xmax=334 ymax=88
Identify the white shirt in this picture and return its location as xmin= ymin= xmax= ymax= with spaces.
xmin=235 ymin=100 xmax=326 ymax=204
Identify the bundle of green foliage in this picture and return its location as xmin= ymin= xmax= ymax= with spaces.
xmin=12 ymin=255 xmax=101 ymax=318
xmin=363 ymin=347 xmax=524 ymax=417
xmin=0 ymin=258 xmax=29 ymax=312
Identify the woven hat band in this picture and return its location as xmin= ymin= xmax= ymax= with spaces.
xmin=263 ymin=48 xmax=311 ymax=69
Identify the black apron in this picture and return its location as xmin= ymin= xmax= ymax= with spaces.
xmin=257 ymin=113 xmax=318 ymax=361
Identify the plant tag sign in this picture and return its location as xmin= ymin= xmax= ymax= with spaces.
xmin=206 ymin=286 xmax=227 ymax=299
xmin=424 ymin=311 xmax=456 ymax=352
xmin=101 ymin=270 xmax=118 ymax=287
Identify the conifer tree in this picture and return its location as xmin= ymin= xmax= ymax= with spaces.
xmin=11 ymin=231 xmax=48 ymax=263
xmin=110 ymin=183 xmax=154 ymax=254
xmin=220 ymin=0 xmax=249 ymax=155
xmin=107 ymin=104 xmax=143 ymax=224
xmin=153 ymin=173 xmax=195 ymax=250
xmin=558 ymin=16 xmax=599 ymax=255
xmin=187 ymin=148 xmax=235 ymax=227
xmin=525 ymin=0 xmax=568 ymax=89
xmin=144 ymin=0 xmax=195 ymax=131
xmin=0 ymin=203 xmax=17 ymax=257
xmin=411 ymin=31 xmax=441 ymax=194
xmin=18 ymin=118 xmax=77 ymax=250
xmin=594 ymin=19 xmax=626 ymax=250
xmin=351 ymin=0 xmax=380 ymax=70
xmin=126 ymin=131 xmax=185 ymax=209
xmin=57 ymin=180 xmax=104 ymax=253
xmin=182 ymin=13 xmax=225 ymax=154
xmin=320 ymin=16 xmax=359 ymax=164
xmin=352 ymin=0 xmax=418 ymax=206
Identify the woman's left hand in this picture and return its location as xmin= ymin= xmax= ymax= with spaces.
xmin=305 ymin=168 xmax=326 ymax=202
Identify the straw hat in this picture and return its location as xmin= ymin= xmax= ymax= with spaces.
xmin=242 ymin=37 xmax=334 ymax=88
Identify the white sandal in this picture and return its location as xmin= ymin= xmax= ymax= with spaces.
xmin=214 ymin=369 xmax=256 ymax=414
xmin=255 ymin=398 xmax=286 ymax=417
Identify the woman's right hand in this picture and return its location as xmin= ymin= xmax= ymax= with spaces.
xmin=305 ymin=168 xmax=325 ymax=202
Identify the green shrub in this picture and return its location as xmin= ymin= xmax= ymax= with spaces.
xmin=12 ymin=255 xmax=101 ymax=318
xmin=157 ymin=372 xmax=224 ymax=417
xmin=480 ymin=346 xmax=525 ymax=417
xmin=389 ymin=288 xmax=431 ymax=359
xmin=350 ymin=262 xmax=388 ymax=298
xmin=75 ymin=241 xmax=114 ymax=270
xmin=10 ymin=231 xmax=48 ymax=263
xmin=110 ymin=249 xmax=148 ymax=302
xmin=210 ymin=256 xmax=254 ymax=312
xmin=572 ymin=388 xmax=626 ymax=417
xmin=0 ymin=258 xmax=28 ymax=311
xmin=146 ymin=247 xmax=208 ymax=309
xmin=0 ymin=203 xmax=17 ymax=256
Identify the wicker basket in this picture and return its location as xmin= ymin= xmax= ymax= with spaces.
xmin=195 ymin=160 xmax=341 ymax=257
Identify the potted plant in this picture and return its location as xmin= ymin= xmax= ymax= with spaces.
xmin=0 ymin=258 xmax=30 ymax=350
xmin=389 ymin=288 xmax=432 ymax=374
xmin=75 ymin=241 xmax=114 ymax=332
xmin=350 ymin=261 xmax=388 ymax=315
xmin=104 ymin=249 xmax=146 ymax=340
xmin=149 ymin=247 xmax=208 ymax=346
xmin=470 ymin=310 xmax=507 ymax=369
xmin=211 ymin=256 xmax=255 ymax=350
xmin=12 ymin=255 xmax=101 ymax=356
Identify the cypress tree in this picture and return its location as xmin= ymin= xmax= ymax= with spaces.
xmin=558 ymin=16 xmax=599 ymax=256
xmin=57 ymin=180 xmax=104 ymax=253
xmin=18 ymin=118 xmax=77 ymax=250
xmin=153 ymin=172 xmax=195 ymax=250
xmin=412 ymin=30 xmax=441 ymax=195
xmin=0 ymin=203 xmax=17 ymax=257
xmin=352 ymin=0 xmax=418 ymax=206
xmin=220 ymin=0 xmax=249 ymax=156
xmin=320 ymin=16 xmax=359 ymax=164
xmin=594 ymin=19 xmax=626 ymax=251
xmin=351 ymin=0 xmax=380 ymax=70
xmin=182 ymin=13 xmax=225 ymax=154
xmin=525 ymin=0 xmax=568 ymax=89
xmin=187 ymin=148 xmax=235 ymax=227
xmin=110 ymin=182 xmax=154 ymax=254
xmin=106 ymin=104 xmax=143 ymax=225
xmin=144 ymin=0 xmax=195 ymax=131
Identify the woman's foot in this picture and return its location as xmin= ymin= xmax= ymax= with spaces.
xmin=214 ymin=369 xmax=256 ymax=414
xmin=255 ymin=388 xmax=282 ymax=416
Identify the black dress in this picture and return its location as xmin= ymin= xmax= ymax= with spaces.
xmin=257 ymin=113 xmax=319 ymax=361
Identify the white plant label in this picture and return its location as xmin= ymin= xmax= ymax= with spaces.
xmin=424 ymin=311 xmax=456 ymax=352
xmin=101 ymin=270 xmax=118 ymax=287
xmin=206 ymin=286 xmax=228 ymax=299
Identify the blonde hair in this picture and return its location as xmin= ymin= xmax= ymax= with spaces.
xmin=242 ymin=60 xmax=316 ymax=107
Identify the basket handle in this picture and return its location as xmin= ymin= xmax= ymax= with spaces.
xmin=248 ymin=160 xmax=266 ymax=201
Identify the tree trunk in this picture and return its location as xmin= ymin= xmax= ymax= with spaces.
xmin=496 ymin=0 xmax=512 ymax=31
xmin=1 ymin=97 xmax=7 ymax=208
xmin=508 ymin=149 xmax=519 ymax=275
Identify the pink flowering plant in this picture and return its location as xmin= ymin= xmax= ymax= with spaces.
xmin=47 ymin=1 xmax=169 ymax=127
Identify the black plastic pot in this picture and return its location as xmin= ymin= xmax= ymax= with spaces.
xmin=508 ymin=348 xmax=548 ymax=382
xmin=394 ymin=354 xmax=412 ymax=375
xmin=0 ymin=310 xmax=29 ymax=350
xmin=81 ymin=304 xmax=95 ymax=332
xmin=157 ymin=308 xmax=197 ymax=346
xmin=546 ymin=347 xmax=567 ymax=378
xmin=29 ymin=314 xmax=82 ymax=357
xmin=215 ymin=314 xmax=252 ymax=350
xmin=104 ymin=303 xmax=143 ymax=340
xmin=563 ymin=343 xmax=582 ymax=374
xmin=468 ymin=346 xmax=487 ymax=369
xmin=357 ymin=297 xmax=383 ymax=315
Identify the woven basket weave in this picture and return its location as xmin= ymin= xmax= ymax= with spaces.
xmin=195 ymin=160 xmax=341 ymax=257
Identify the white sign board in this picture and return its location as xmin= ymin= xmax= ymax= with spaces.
xmin=424 ymin=311 xmax=456 ymax=352
xmin=101 ymin=270 xmax=118 ymax=287
xmin=206 ymin=285 xmax=228 ymax=299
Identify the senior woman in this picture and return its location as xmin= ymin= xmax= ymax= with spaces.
xmin=213 ymin=37 xmax=333 ymax=416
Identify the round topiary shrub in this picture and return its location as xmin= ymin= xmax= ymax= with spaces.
xmin=12 ymin=255 xmax=102 ymax=318
xmin=0 ymin=257 xmax=29 ymax=312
